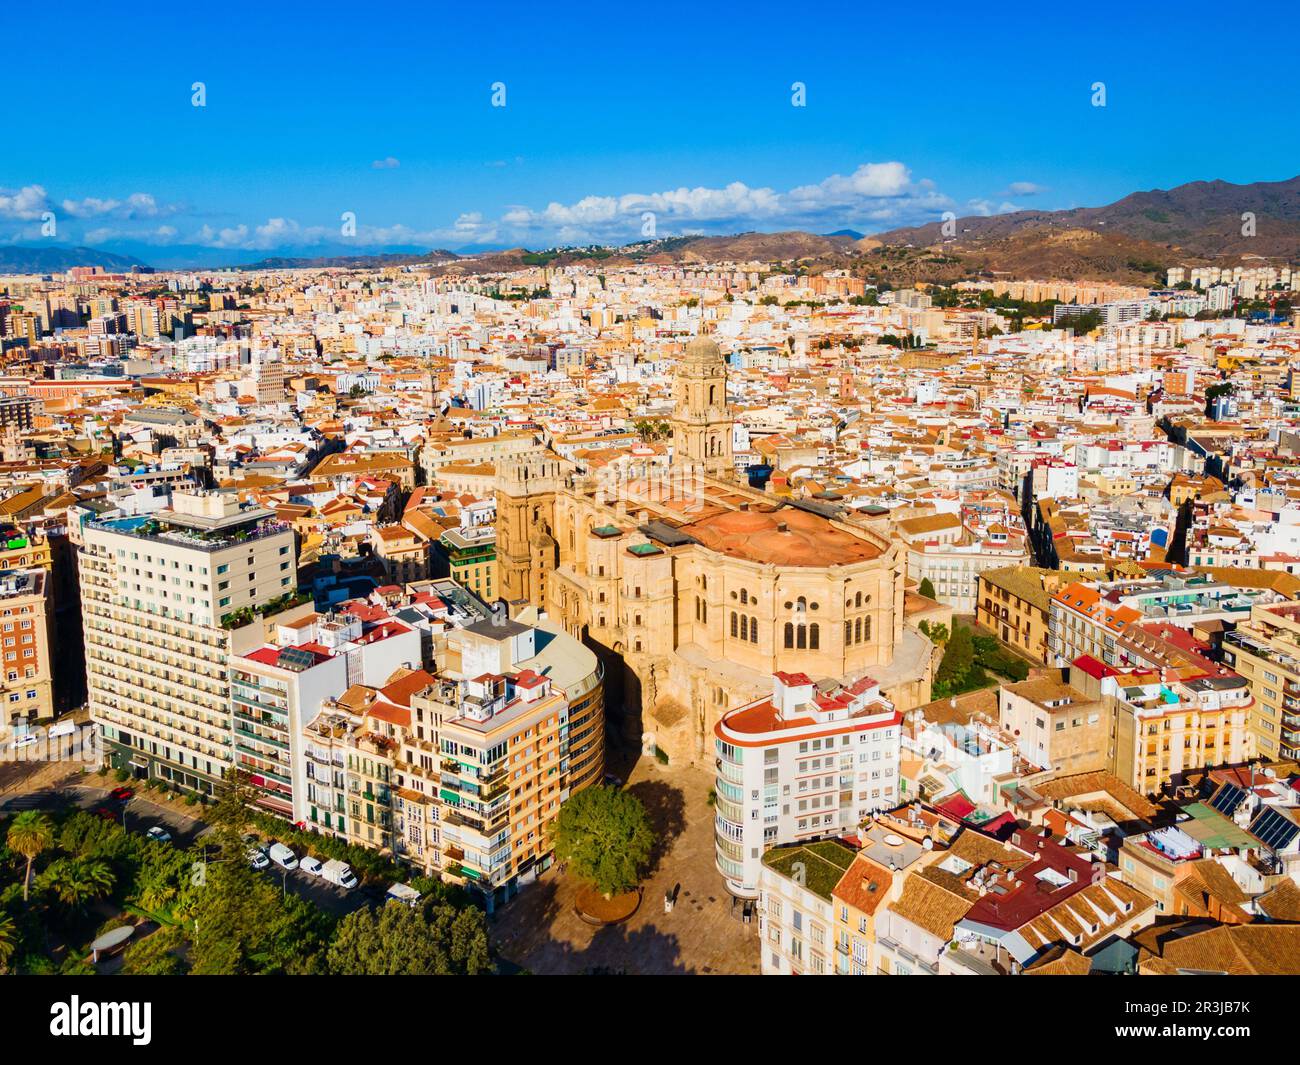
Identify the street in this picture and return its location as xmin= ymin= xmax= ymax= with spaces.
xmin=1 ymin=779 xmax=373 ymax=920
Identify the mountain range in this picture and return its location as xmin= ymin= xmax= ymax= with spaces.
xmin=0 ymin=245 xmax=148 ymax=274
xmin=3 ymin=175 xmax=1297 ymax=283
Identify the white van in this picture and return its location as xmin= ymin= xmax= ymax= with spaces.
xmin=385 ymin=882 xmax=422 ymax=907
xmin=321 ymin=858 xmax=358 ymax=889
xmin=267 ymin=842 xmax=299 ymax=870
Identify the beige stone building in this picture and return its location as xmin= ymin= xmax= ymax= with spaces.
xmin=1223 ymin=601 xmax=1300 ymax=761
xmin=997 ymin=676 xmax=1110 ymax=777
xmin=496 ymin=337 xmax=933 ymax=764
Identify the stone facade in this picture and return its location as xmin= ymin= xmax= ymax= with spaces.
xmin=495 ymin=338 xmax=933 ymax=764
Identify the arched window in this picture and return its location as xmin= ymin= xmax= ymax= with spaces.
xmin=709 ymin=384 xmax=717 ymax=406
xmin=855 ymin=591 xmax=862 ymax=608
xmin=740 ymin=615 xmax=749 ymax=641
xmin=784 ymin=622 xmax=794 ymax=648
xmin=809 ymin=623 xmax=820 ymax=650
xmin=845 ymin=621 xmax=852 ymax=644
xmin=750 ymin=617 xmax=758 ymax=643
xmin=796 ymin=625 xmax=807 ymax=650
xmin=740 ymin=589 xmax=748 ymax=605
xmin=855 ymin=617 xmax=862 ymax=643
xmin=731 ymin=611 xmax=738 ymax=637
xmin=864 ymin=616 xmax=871 ymax=642
xmin=797 ymin=596 xmax=807 ymax=611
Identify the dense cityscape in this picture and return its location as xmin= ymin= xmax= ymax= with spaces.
xmin=0 ymin=243 xmax=1297 ymax=988
xmin=1 ymin=10 xmax=1296 ymax=1037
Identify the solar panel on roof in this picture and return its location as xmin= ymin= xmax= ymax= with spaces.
xmin=1250 ymin=807 xmax=1299 ymax=852
xmin=277 ymin=647 xmax=316 ymax=673
xmin=1209 ymin=783 xmax=1246 ymax=816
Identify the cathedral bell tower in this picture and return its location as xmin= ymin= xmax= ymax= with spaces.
xmin=496 ymin=454 xmax=562 ymax=608
xmin=670 ymin=336 xmax=733 ymax=477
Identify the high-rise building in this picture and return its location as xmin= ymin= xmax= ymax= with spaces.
xmin=715 ymin=671 xmax=902 ymax=898
xmin=403 ymin=603 xmax=604 ymax=908
xmin=79 ymin=488 xmax=298 ymax=794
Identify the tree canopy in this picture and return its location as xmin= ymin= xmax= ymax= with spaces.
xmin=327 ymin=898 xmax=491 ymax=975
xmin=552 ymin=785 xmax=654 ymax=898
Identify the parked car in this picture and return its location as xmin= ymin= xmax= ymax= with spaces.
xmin=321 ymin=858 xmax=358 ymax=889
xmin=146 ymin=826 xmax=172 ymax=844
xmin=300 ymin=856 xmax=323 ymax=877
xmin=267 ymin=842 xmax=299 ymax=871
xmin=92 ymin=806 xmax=118 ymax=822
xmin=247 ymin=846 xmax=270 ymax=871
xmin=109 ymin=786 xmax=134 ymax=802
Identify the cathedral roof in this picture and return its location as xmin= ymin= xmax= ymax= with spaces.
xmin=681 ymin=505 xmax=882 ymax=567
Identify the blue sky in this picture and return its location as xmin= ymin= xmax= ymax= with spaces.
xmin=1 ymin=1 xmax=1294 ymax=264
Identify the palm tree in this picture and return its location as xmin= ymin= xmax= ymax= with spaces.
xmin=41 ymin=858 xmax=115 ymax=913
xmin=6 ymin=811 xmax=54 ymax=903
xmin=0 ymin=912 xmax=17 ymax=972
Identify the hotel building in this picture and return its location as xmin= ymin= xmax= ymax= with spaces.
xmin=78 ymin=488 xmax=298 ymax=794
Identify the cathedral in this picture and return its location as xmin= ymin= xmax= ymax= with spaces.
xmin=497 ymin=336 xmax=934 ymax=764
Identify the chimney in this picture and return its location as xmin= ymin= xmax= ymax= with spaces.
xmin=776 ymin=521 xmax=788 ymax=533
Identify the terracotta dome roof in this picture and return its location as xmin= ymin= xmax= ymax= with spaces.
xmin=682 ymin=505 xmax=881 ymax=567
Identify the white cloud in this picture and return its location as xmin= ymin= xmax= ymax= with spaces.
xmin=1003 ymin=181 xmax=1045 ymax=196
xmin=371 ymin=157 xmax=401 ymax=170
xmin=0 ymin=184 xmax=50 ymax=220
xmin=476 ymin=161 xmax=954 ymax=244
xmin=7 ymin=161 xmax=1017 ymax=252
xmin=966 ymin=198 xmax=1024 ymax=217
xmin=61 ymin=192 xmax=180 ymax=219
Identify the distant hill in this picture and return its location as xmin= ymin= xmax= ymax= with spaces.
xmin=429 ymin=231 xmax=857 ymax=277
xmin=0 ymin=244 xmax=149 ymax=274
xmin=865 ymin=175 xmax=1300 ymax=283
xmin=5 ymin=175 xmax=1295 ymax=283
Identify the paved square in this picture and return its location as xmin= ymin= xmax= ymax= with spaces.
xmin=491 ymin=757 xmax=760 ymax=975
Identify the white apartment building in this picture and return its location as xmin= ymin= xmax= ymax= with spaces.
xmin=715 ymin=671 xmax=901 ymax=899
xmin=79 ymin=488 xmax=298 ymax=795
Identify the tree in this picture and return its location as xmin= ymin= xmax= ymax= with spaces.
xmin=918 ymin=577 xmax=937 ymax=600
xmin=935 ymin=622 xmax=974 ymax=690
xmin=7 ymin=811 xmax=54 ymax=903
xmin=188 ymin=853 xmax=328 ymax=975
xmin=552 ymin=786 xmax=653 ymax=898
xmin=918 ymin=619 xmax=949 ymax=645
xmin=0 ymin=913 xmax=16 ymax=973
xmin=327 ymin=898 xmax=491 ymax=975
xmin=39 ymin=857 xmax=115 ymax=913
xmin=121 ymin=925 xmax=187 ymax=976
